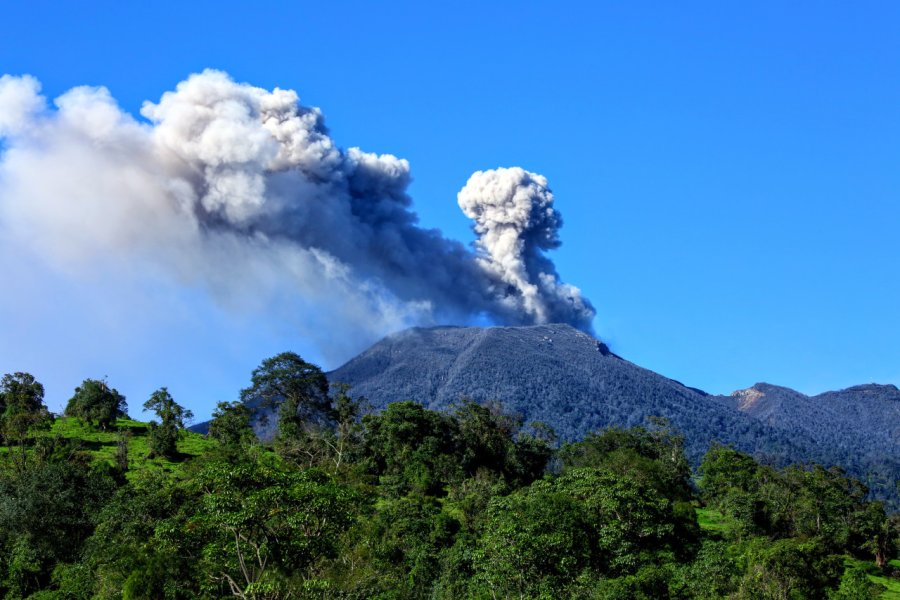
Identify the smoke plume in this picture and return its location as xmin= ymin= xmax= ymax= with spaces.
xmin=0 ymin=70 xmax=594 ymax=356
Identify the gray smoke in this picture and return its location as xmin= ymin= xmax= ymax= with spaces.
xmin=0 ymin=70 xmax=595 ymax=353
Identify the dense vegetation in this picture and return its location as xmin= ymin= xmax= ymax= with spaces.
xmin=1 ymin=355 xmax=899 ymax=599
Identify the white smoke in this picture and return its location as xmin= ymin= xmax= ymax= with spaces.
xmin=0 ymin=70 xmax=594 ymax=357
xmin=458 ymin=167 xmax=593 ymax=329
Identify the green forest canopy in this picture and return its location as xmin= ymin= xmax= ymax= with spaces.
xmin=0 ymin=353 xmax=898 ymax=599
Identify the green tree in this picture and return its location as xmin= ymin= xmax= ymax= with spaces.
xmin=853 ymin=500 xmax=896 ymax=569
xmin=362 ymin=401 xmax=461 ymax=497
xmin=472 ymin=481 xmax=592 ymax=598
xmin=240 ymin=352 xmax=332 ymax=462
xmin=677 ymin=540 xmax=741 ymax=599
xmin=82 ymin=471 xmax=199 ymax=600
xmin=734 ymin=537 xmax=843 ymax=599
xmin=557 ymin=467 xmax=692 ymax=574
xmin=343 ymin=494 xmax=458 ymax=598
xmin=208 ymin=401 xmax=255 ymax=450
xmin=0 ymin=459 xmax=116 ymax=597
xmin=65 ymin=378 xmax=127 ymax=430
xmin=0 ymin=372 xmax=51 ymax=467
xmin=560 ymin=420 xmax=693 ymax=503
xmin=698 ymin=444 xmax=760 ymax=502
xmin=143 ymin=388 xmax=192 ymax=459
xmin=697 ymin=444 xmax=767 ymax=539
xmin=454 ymin=400 xmax=519 ymax=478
xmin=193 ymin=461 xmax=356 ymax=599
xmin=318 ymin=383 xmax=368 ymax=473
xmin=828 ymin=568 xmax=886 ymax=599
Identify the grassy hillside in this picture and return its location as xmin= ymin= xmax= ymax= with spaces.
xmin=34 ymin=416 xmax=215 ymax=477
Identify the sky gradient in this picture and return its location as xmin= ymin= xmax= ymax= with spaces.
xmin=2 ymin=1 xmax=899 ymax=419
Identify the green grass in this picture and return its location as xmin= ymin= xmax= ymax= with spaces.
xmin=695 ymin=506 xmax=732 ymax=535
xmin=44 ymin=416 xmax=215 ymax=477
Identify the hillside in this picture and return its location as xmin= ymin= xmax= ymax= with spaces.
xmin=34 ymin=416 xmax=216 ymax=477
xmin=329 ymin=325 xmax=804 ymax=458
xmin=328 ymin=324 xmax=900 ymax=504
xmin=5 ymin=392 xmax=898 ymax=598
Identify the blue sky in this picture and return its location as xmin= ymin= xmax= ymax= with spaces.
xmin=2 ymin=1 xmax=899 ymax=419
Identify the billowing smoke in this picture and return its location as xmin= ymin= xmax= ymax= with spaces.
xmin=0 ymin=70 xmax=594 ymax=357
xmin=458 ymin=168 xmax=593 ymax=329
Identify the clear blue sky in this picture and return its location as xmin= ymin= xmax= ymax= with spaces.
xmin=2 ymin=1 xmax=899 ymax=419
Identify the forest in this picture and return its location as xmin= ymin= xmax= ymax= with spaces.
xmin=0 ymin=352 xmax=899 ymax=599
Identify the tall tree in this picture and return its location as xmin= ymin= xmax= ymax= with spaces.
xmin=208 ymin=401 xmax=254 ymax=450
xmin=0 ymin=372 xmax=51 ymax=467
xmin=240 ymin=352 xmax=332 ymax=462
xmin=65 ymin=378 xmax=127 ymax=430
xmin=143 ymin=387 xmax=192 ymax=459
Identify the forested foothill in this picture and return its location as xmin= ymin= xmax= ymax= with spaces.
xmin=0 ymin=354 xmax=898 ymax=599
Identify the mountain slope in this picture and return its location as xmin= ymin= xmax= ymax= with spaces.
xmin=715 ymin=382 xmax=900 ymax=497
xmin=330 ymin=325 xmax=807 ymax=461
xmin=328 ymin=324 xmax=900 ymax=505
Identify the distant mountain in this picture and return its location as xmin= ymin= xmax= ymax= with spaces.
xmin=328 ymin=324 xmax=900 ymax=505
xmin=714 ymin=382 xmax=900 ymax=501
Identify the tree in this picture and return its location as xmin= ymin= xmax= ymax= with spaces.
xmin=65 ymin=378 xmax=127 ymax=430
xmin=0 ymin=372 xmax=51 ymax=465
xmin=854 ymin=501 xmax=896 ymax=569
xmin=240 ymin=352 xmax=332 ymax=461
xmin=143 ymin=388 xmax=192 ymax=459
xmin=193 ymin=462 xmax=356 ymax=599
xmin=698 ymin=444 xmax=760 ymax=502
xmin=208 ymin=401 xmax=255 ymax=450
xmin=82 ymin=471 xmax=199 ymax=599
xmin=318 ymin=383 xmax=368 ymax=473
xmin=734 ymin=537 xmax=843 ymax=599
xmin=556 ymin=467 xmax=689 ymax=574
xmin=472 ymin=481 xmax=592 ymax=597
xmin=362 ymin=401 xmax=461 ymax=497
xmin=344 ymin=494 xmax=458 ymax=598
xmin=828 ymin=568 xmax=886 ymax=599
xmin=561 ymin=421 xmax=693 ymax=503
xmin=0 ymin=458 xmax=116 ymax=597
xmin=454 ymin=400 xmax=520 ymax=478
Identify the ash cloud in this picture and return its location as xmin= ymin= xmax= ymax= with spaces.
xmin=0 ymin=70 xmax=594 ymax=356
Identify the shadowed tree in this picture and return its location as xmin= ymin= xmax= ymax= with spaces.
xmin=143 ymin=388 xmax=193 ymax=459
